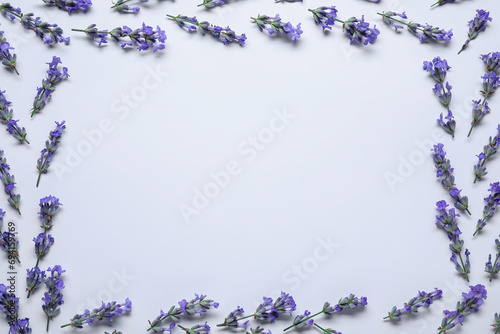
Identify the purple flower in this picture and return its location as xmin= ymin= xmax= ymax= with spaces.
xmin=0 ymin=31 xmax=18 ymax=74
xmin=62 ymin=298 xmax=132 ymax=329
xmin=341 ymin=16 xmax=379 ymax=45
xmin=9 ymin=318 xmax=32 ymax=334
xmin=473 ymin=125 xmax=500 ymax=182
xmin=178 ymin=323 xmax=210 ymax=334
xmin=32 ymin=57 xmax=69 ymax=117
xmin=459 ymin=10 xmax=492 ymax=54
xmin=437 ymin=111 xmax=456 ymax=138
xmin=42 ymin=0 xmax=92 ymax=14
xmin=433 ymin=82 xmax=452 ymax=107
xmin=34 ymin=233 xmax=54 ymax=258
xmin=0 ymin=229 xmax=20 ymax=263
xmin=468 ymin=65 xmax=499 ymax=137
xmin=0 ymin=151 xmax=21 ymax=214
xmin=217 ymin=306 xmax=249 ymax=329
xmin=112 ymin=0 xmax=148 ymax=13
xmin=423 ymin=57 xmax=450 ymax=83
xmin=36 ymin=121 xmax=66 ymax=187
xmin=485 ymin=236 xmax=500 ymax=281
xmin=197 ymin=0 xmax=226 ymax=8
xmin=42 ymin=265 xmax=65 ymax=331
xmin=379 ymin=11 xmax=452 ymax=42
xmin=482 ymin=72 xmax=500 ymax=96
xmin=247 ymin=326 xmax=272 ymax=334
xmin=380 ymin=11 xmax=408 ymax=31
xmin=26 ymin=267 xmax=46 ymax=297
xmin=481 ymin=52 xmax=500 ymax=72
xmin=0 ymin=90 xmax=28 ymax=144
xmin=473 ymin=182 xmax=500 ymax=236
xmin=385 ymin=288 xmax=443 ymax=320
xmin=38 ymin=196 xmax=62 ymax=230
xmin=0 ymin=3 xmax=22 ymax=21
xmin=169 ymin=15 xmax=245 ymax=45
xmin=252 ymin=14 xmax=302 ymax=43
xmin=308 ymin=6 xmax=338 ymax=31
xmin=0 ymin=283 xmax=19 ymax=322
xmin=292 ymin=310 xmax=314 ymax=328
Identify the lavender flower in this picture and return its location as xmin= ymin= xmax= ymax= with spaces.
xmin=197 ymin=0 xmax=225 ymax=8
xmin=283 ymin=294 xmax=366 ymax=331
xmin=338 ymin=16 xmax=379 ymax=45
xmin=423 ymin=57 xmax=451 ymax=83
xmin=9 ymin=318 xmax=32 ymax=334
xmin=61 ymin=298 xmax=132 ymax=329
xmin=251 ymin=14 xmax=302 ymax=43
xmin=378 ymin=11 xmax=452 ymax=43
xmin=473 ymin=125 xmax=500 ymax=182
xmin=72 ymin=23 xmax=166 ymax=51
xmin=438 ymin=284 xmax=487 ymax=334
xmin=431 ymin=144 xmax=470 ymax=214
xmin=247 ymin=326 xmax=272 ymax=334
xmin=216 ymin=306 xmax=248 ymax=329
xmin=385 ymin=288 xmax=443 ymax=320
xmin=31 ymin=57 xmax=69 ymax=117
xmin=36 ymin=121 xmax=66 ymax=187
xmin=26 ymin=267 xmax=46 ymax=298
xmin=0 ymin=4 xmax=69 ymax=45
xmin=0 ymin=230 xmax=19 ymax=263
xmin=474 ymin=182 xmax=500 ymax=236
xmin=482 ymin=52 xmax=500 ymax=73
xmin=178 ymin=323 xmax=210 ymax=334
xmin=485 ymin=235 xmax=500 ymax=281
xmin=42 ymin=0 xmax=92 ymax=14
xmin=168 ymin=15 xmax=246 ymax=45
xmin=312 ymin=324 xmax=341 ymax=334
xmin=458 ymin=10 xmax=492 ymax=54
xmin=493 ymin=313 xmax=500 ymax=334
xmin=43 ymin=265 xmax=65 ymax=331
xmin=148 ymin=294 xmax=218 ymax=332
xmin=435 ymin=201 xmax=469 ymax=281
xmin=0 ymin=151 xmax=21 ymax=214
xmin=0 ymin=31 xmax=17 ymax=74
xmin=308 ymin=6 xmax=338 ymax=31
xmin=291 ymin=310 xmax=314 ymax=329
xmin=0 ymin=283 xmax=19 ymax=323
xmin=0 ymin=92 xmax=28 ymax=145
xmin=111 ymin=0 xmax=148 ymax=13
xmin=38 ymin=196 xmax=62 ymax=230
xmin=34 ymin=233 xmax=54 ymax=259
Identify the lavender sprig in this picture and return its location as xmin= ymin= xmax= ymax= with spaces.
xmin=378 ymin=11 xmax=452 ymax=43
xmin=9 ymin=317 xmax=32 ymax=333
xmin=26 ymin=233 xmax=54 ymax=298
xmin=0 ymin=230 xmax=19 ymax=264
xmin=31 ymin=57 xmax=69 ymax=117
xmin=39 ymin=196 xmax=62 ymax=230
xmin=283 ymin=294 xmax=366 ymax=331
xmin=385 ymin=288 xmax=443 ymax=320
xmin=458 ymin=10 xmax=492 ymax=54
xmin=308 ymin=6 xmax=338 ymax=31
xmin=178 ymin=323 xmax=210 ymax=334
xmin=0 ymin=90 xmax=29 ymax=144
xmin=485 ymin=235 xmax=500 ymax=281
xmin=0 ymin=3 xmax=70 ymax=45
xmin=197 ymin=0 xmax=225 ymax=8
xmin=43 ymin=265 xmax=65 ymax=331
xmin=36 ymin=121 xmax=66 ymax=187
xmin=247 ymin=326 xmax=272 ymax=334
xmin=468 ymin=56 xmax=500 ymax=137
xmin=313 ymin=324 xmax=340 ymax=334
xmin=0 ymin=150 xmax=21 ymax=214
xmin=72 ymin=23 xmax=166 ymax=51
xmin=0 ymin=31 xmax=17 ymax=74
xmin=473 ymin=125 xmax=500 ymax=182
xmin=168 ymin=14 xmax=246 ymax=45
xmin=26 ymin=267 xmax=46 ymax=298
xmin=61 ymin=298 xmax=131 ymax=329
xmin=111 ymin=0 xmax=148 ymax=13
xmin=435 ymin=200 xmax=470 ymax=281
xmin=148 ymin=294 xmax=218 ymax=332
xmin=251 ymin=14 xmax=302 ymax=43
xmin=437 ymin=284 xmax=487 ymax=334
xmin=336 ymin=16 xmax=379 ymax=45
xmin=423 ymin=57 xmax=456 ymax=137
xmin=431 ymin=143 xmax=471 ymax=215
xmin=493 ymin=313 xmax=500 ymax=334
xmin=0 ymin=283 xmax=19 ymax=325
xmin=474 ymin=182 xmax=500 ymax=236
xmin=42 ymin=0 xmax=92 ymax=14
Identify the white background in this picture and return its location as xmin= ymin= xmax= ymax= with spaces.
xmin=0 ymin=0 xmax=499 ymax=333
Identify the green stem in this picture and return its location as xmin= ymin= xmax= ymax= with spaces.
xmin=197 ymin=0 xmax=212 ymax=7
xmin=111 ymin=0 xmax=133 ymax=8
xmin=313 ymin=323 xmax=328 ymax=333
xmin=490 ymin=251 xmax=500 ymax=282
xmin=217 ymin=314 xmax=255 ymax=327
xmin=437 ymin=297 xmax=478 ymax=334
xmin=334 ymin=18 xmax=344 ymax=24
xmin=466 ymin=208 xmax=471 ymax=216
xmin=457 ymin=252 xmax=469 ymax=282
xmin=60 ymin=324 xmax=71 ymax=328
xmin=36 ymin=171 xmax=42 ymax=188
xmin=283 ymin=310 xmax=324 ymax=332
xmin=0 ymin=6 xmax=23 ymax=19
xmin=46 ymin=316 xmax=50 ymax=332
xmin=72 ymin=28 xmax=110 ymax=34
xmin=430 ymin=0 xmax=441 ymax=7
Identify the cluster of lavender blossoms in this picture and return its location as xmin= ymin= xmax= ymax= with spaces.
xmin=218 ymin=292 xmax=296 ymax=329
xmin=335 ymin=15 xmax=379 ymax=45
xmin=0 ymin=283 xmax=32 ymax=333
xmin=61 ymin=298 xmax=132 ymax=329
xmin=251 ymin=14 xmax=303 ymax=43
xmin=72 ymin=23 xmax=166 ymax=51
xmin=31 ymin=56 xmax=69 ymax=117
xmin=283 ymin=294 xmax=367 ymax=332
xmin=378 ymin=11 xmax=453 ymax=43
xmin=246 ymin=326 xmax=272 ymax=334
xmin=435 ymin=201 xmax=470 ymax=281
xmin=0 ymin=31 xmax=17 ymax=74
xmin=385 ymin=288 xmax=443 ymax=320
xmin=178 ymin=323 xmax=211 ymax=334
xmin=473 ymin=125 xmax=500 ymax=182
xmin=0 ymin=209 xmax=19 ymax=263
xmin=112 ymin=0 xmax=148 ymax=13
xmin=148 ymin=294 xmax=219 ymax=332
xmin=168 ymin=15 xmax=246 ymax=45
xmin=197 ymin=0 xmax=225 ymax=8
xmin=36 ymin=121 xmax=66 ymax=187
xmin=473 ymin=182 xmax=500 ymax=236
xmin=431 ymin=143 xmax=470 ymax=215
xmin=0 ymin=150 xmax=21 ymax=214
xmin=423 ymin=57 xmax=455 ymax=137
xmin=0 ymin=90 xmax=29 ymax=144
xmin=458 ymin=10 xmax=492 ymax=54
xmin=438 ymin=284 xmax=487 ymax=334
xmin=43 ymin=265 xmax=65 ymax=331
xmin=0 ymin=3 xmax=70 ymax=45
xmin=308 ymin=6 xmax=338 ymax=31
xmin=42 ymin=0 xmax=92 ymax=14
xmin=468 ymin=52 xmax=500 ymax=137
xmin=485 ymin=235 xmax=500 ymax=281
